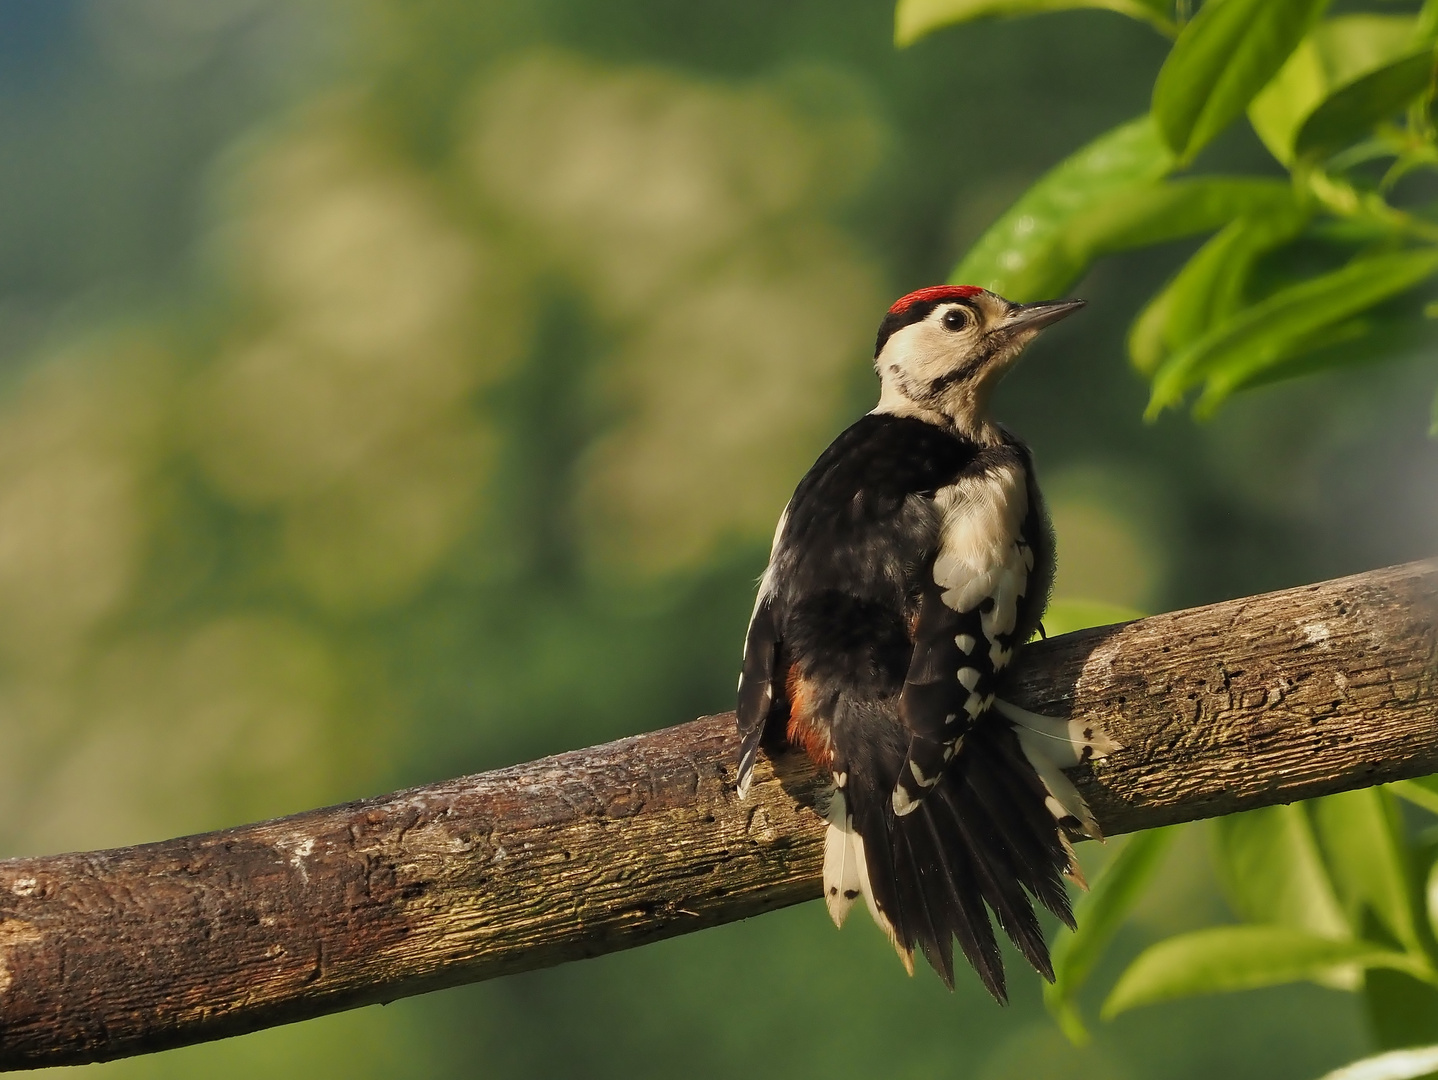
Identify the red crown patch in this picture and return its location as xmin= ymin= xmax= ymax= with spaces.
xmin=887 ymin=285 xmax=983 ymax=315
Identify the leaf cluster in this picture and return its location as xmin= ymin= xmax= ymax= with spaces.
xmin=1044 ymin=784 xmax=1438 ymax=1068
xmin=901 ymin=0 xmax=1438 ymax=424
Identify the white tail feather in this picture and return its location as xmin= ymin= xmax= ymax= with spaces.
xmin=1014 ymin=726 xmax=1104 ymax=840
xmin=993 ymin=698 xmax=1120 ymax=767
xmin=823 ymin=788 xmax=862 ymax=927
xmin=735 ymin=756 xmax=755 ymax=800
xmin=823 ymin=786 xmax=913 ymax=974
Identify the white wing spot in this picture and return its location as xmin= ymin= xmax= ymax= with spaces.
xmin=955 ymin=633 xmax=977 ymax=654
xmin=981 ymin=598 xmax=1017 ymax=643
xmin=957 ymin=667 xmax=981 ymax=691
xmin=893 ymin=785 xmax=919 ymax=816
xmin=909 ymin=759 xmax=939 ymax=788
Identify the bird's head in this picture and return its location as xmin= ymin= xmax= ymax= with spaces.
xmin=872 ymin=285 xmax=1084 ymax=442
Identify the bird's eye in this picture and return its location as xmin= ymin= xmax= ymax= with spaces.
xmin=942 ymin=308 xmax=971 ymax=332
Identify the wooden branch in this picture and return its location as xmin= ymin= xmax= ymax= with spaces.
xmin=0 ymin=560 xmax=1435 ymax=1069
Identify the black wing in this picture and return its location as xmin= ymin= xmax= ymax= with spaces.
xmin=892 ymin=456 xmax=1037 ymax=816
xmin=892 ymin=571 xmax=998 ymax=815
xmin=736 ymin=593 xmax=781 ymax=796
xmin=739 ymin=414 xmax=978 ymax=800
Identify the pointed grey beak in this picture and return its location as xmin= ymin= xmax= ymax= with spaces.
xmin=1004 ymin=298 xmax=1085 ymax=331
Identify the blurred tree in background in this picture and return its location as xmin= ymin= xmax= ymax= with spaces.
xmin=0 ymin=1 xmax=1434 ymax=1078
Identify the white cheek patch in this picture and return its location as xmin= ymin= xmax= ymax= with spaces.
xmin=878 ymin=318 xmax=979 ymax=389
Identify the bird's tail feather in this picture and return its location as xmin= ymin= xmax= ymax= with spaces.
xmin=996 ymin=697 xmax=1117 ymax=842
xmin=828 ymin=713 xmax=1108 ymax=1002
xmin=824 ymin=778 xmax=916 ymax=972
xmin=823 ymin=785 xmax=863 ymax=928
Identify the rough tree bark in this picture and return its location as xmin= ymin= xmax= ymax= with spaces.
xmin=0 ymin=560 xmax=1435 ymax=1070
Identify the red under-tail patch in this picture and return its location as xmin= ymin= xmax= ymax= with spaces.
xmin=785 ymin=666 xmax=835 ymax=771
xmin=887 ymin=284 xmax=983 ymax=315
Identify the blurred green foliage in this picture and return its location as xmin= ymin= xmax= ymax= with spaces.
xmin=0 ymin=0 xmax=1433 ymax=1077
xmin=913 ymin=0 xmax=1438 ymax=421
xmin=1055 ymin=787 xmax=1438 ymax=1066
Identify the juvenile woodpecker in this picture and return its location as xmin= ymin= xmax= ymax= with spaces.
xmin=735 ymin=285 xmax=1116 ymax=1001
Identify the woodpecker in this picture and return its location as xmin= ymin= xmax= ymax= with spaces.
xmin=735 ymin=285 xmax=1116 ymax=1001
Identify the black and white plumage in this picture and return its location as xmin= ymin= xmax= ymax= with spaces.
xmin=735 ymin=285 xmax=1116 ymax=1001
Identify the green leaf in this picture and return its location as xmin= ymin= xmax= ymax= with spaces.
xmin=952 ymin=115 xmax=1173 ymax=300
xmin=1004 ymin=176 xmax=1293 ymax=325
xmin=1316 ymin=1045 xmax=1438 ymax=1080
xmin=1209 ymin=271 xmax=1438 ymax=396
xmin=1250 ymin=15 xmax=1422 ymax=165
xmin=1213 ymin=804 xmax=1357 ymax=990
xmin=893 ymin=0 xmax=1177 ymax=46
xmin=1129 ymin=198 xmax=1308 ymax=375
xmin=1250 ymin=35 xmax=1332 ymax=165
xmin=1146 ymin=247 xmax=1438 ymax=416
xmin=1044 ymin=826 xmax=1176 ymax=1043
xmin=1226 ymin=315 xmax=1384 ymax=393
xmin=1066 ymin=176 xmax=1294 ymax=256
xmin=1428 ymin=857 xmax=1438 ymax=943
xmin=1213 ymin=805 xmax=1350 ymax=936
xmin=1313 ymin=788 xmax=1424 ymax=954
xmin=1296 ymin=48 xmax=1438 ymax=159
xmin=1364 ymin=968 xmax=1438 ymax=1052
xmin=1101 ymin=926 xmax=1426 ymax=1018
xmin=1390 ymin=777 xmax=1438 ymax=817
xmin=1152 ymin=0 xmax=1329 ymax=162
xmin=1128 ymin=283 xmax=1180 ymax=376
